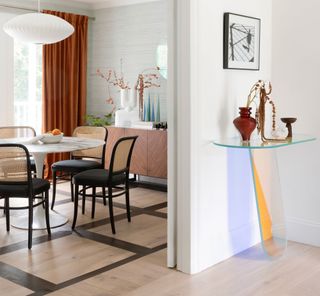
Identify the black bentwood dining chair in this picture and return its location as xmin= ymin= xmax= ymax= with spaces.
xmin=72 ymin=136 xmax=138 ymax=234
xmin=0 ymin=144 xmax=51 ymax=249
xmin=51 ymin=126 xmax=108 ymax=210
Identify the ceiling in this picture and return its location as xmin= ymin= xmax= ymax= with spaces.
xmin=0 ymin=0 xmax=160 ymax=13
xmin=68 ymin=0 xmax=153 ymax=4
xmin=68 ymin=0 xmax=160 ymax=9
xmin=68 ymin=0 xmax=112 ymax=3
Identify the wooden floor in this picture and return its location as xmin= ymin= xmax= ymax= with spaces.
xmin=1 ymin=183 xmax=320 ymax=296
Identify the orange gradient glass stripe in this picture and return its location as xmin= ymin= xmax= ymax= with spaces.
xmin=252 ymin=162 xmax=272 ymax=241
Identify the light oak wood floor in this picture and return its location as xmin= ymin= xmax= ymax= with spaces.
xmin=1 ymin=182 xmax=320 ymax=296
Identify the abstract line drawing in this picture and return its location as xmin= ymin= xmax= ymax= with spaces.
xmin=229 ymin=24 xmax=255 ymax=62
xmin=224 ymin=13 xmax=260 ymax=70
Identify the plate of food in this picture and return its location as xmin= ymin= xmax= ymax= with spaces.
xmin=40 ymin=129 xmax=64 ymax=144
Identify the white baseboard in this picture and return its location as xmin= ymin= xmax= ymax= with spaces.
xmin=287 ymin=217 xmax=320 ymax=247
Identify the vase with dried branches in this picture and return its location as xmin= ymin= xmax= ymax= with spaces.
xmin=95 ymin=67 xmax=130 ymax=111
xmin=136 ymin=67 xmax=161 ymax=121
xmin=248 ymin=80 xmax=288 ymax=142
xmin=234 ymin=80 xmax=287 ymax=143
xmin=86 ymin=65 xmax=131 ymax=126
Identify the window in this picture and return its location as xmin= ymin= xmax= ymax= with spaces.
xmin=157 ymin=44 xmax=168 ymax=80
xmin=14 ymin=42 xmax=42 ymax=134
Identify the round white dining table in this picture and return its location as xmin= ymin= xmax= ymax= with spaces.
xmin=0 ymin=136 xmax=105 ymax=230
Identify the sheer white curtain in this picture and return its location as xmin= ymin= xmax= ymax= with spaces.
xmin=13 ymin=41 xmax=42 ymax=134
xmin=0 ymin=11 xmax=42 ymax=133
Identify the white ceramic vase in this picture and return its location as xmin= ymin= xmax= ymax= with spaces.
xmin=120 ymin=89 xmax=129 ymax=109
xmin=128 ymin=89 xmax=137 ymax=110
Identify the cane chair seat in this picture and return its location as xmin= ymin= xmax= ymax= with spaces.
xmin=73 ymin=169 xmax=126 ymax=187
xmin=0 ymin=179 xmax=50 ymax=196
xmin=52 ymin=159 xmax=102 ymax=173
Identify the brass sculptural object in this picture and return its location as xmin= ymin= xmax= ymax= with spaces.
xmin=281 ymin=117 xmax=297 ymax=139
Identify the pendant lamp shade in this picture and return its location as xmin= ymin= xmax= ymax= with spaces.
xmin=3 ymin=13 xmax=74 ymax=44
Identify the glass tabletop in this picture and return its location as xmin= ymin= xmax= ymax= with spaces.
xmin=213 ymin=134 xmax=316 ymax=149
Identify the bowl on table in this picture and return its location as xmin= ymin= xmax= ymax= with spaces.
xmin=40 ymin=133 xmax=64 ymax=144
xmin=18 ymin=135 xmax=46 ymax=144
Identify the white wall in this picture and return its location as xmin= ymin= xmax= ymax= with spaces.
xmin=0 ymin=12 xmax=14 ymax=126
xmin=87 ymin=0 xmax=168 ymax=121
xmin=272 ymin=0 xmax=320 ymax=246
xmin=177 ymin=0 xmax=272 ymax=274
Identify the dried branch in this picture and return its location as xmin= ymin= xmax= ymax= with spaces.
xmin=246 ymin=80 xmax=281 ymax=142
xmin=95 ymin=68 xmax=130 ymax=90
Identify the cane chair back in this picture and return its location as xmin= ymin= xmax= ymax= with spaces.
xmin=109 ymin=136 xmax=138 ymax=174
xmin=0 ymin=144 xmax=30 ymax=184
xmin=72 ymin=126 xmax=107 ymax=160
xmin=0 ymin=126 xmax=36 ymax=139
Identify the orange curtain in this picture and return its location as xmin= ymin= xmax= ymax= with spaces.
xmin=42 ymin=10 xmax=88 ymax=179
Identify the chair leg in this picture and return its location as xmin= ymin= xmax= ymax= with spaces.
xmin=51 ymin=171 xmax=57 ymax=210
xmin=28 ymin=197 xmax=33 ymax=249
xmin=44 ymin=191 xmax=51 ymax=236
xmin=91 ymin=187 xmax=96 ymax=219
xmin=70 ymin=174 xmax=74 ymax=202
xmin=72 ymin=185 xmax=79 ymax=230
xmin=102 ymin=187 xmax=106 ymax=206
xmin=42 ymin=192 xmax=45 ymax=208
xmin=82 ymin=186 xmax=86 ymax=214
xmin=108 ymin=187 xmax=116 ymax=234
xmin=5 ymin=197 xmax=10 ymax=232
xmin=125 ymin=188 xmax=131 ymax=223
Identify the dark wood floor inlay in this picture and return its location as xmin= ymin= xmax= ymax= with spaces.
xmin=0 ymin=231 xmax=72 ymax=256
xmin=0 ymin=262 xmax=56 ymax=293
xmin=74 ymin=229 xmax=152 ymax=255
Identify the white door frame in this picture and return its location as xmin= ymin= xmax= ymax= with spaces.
xmin=167 ymin=0 xmax=195 ymax=273
xmin=167 ymin=0 xmax=177 ymax=268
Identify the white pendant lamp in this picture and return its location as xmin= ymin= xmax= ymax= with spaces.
xmin=3 ymin=0 xmax=74 ymax=45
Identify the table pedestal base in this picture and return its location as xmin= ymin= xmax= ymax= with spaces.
xmin=249 ymin=149 xmax=287 ymax=257
xmin=11 ymin=206 xmax=68 ymax=230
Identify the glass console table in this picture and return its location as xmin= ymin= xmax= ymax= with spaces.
xmin=213 ymin=134 xmax=316 ymax=257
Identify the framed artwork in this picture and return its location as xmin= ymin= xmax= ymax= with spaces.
xmin=223 ymin=13 xmax=261 ymax=70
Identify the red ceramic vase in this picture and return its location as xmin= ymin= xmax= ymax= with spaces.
xmin=233 ymin=107 xmax=257 ymax=142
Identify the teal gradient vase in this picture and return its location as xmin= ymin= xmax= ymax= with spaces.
xmin=155 ymin=95 xmax=161 ymax=122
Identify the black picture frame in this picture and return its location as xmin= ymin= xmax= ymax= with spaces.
xmin=223 ymin=13 xmax=261 ymax=70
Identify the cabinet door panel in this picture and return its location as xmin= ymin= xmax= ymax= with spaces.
xmin=105 ymin=127 xmax=125 ymax=169
xmin=125 ymin=128 xmax=148 ymax=175
xmin=147 ymin=130 xmax=167 ymax=178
